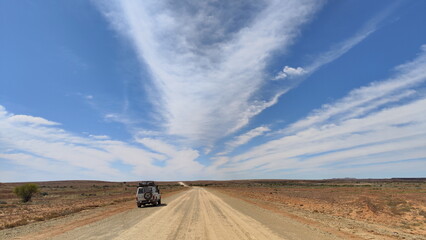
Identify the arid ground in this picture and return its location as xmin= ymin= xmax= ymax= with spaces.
xmin=0 ymin=179 xmax=425 ymax=239
xmin=0 ymin=180 xmax=184 ymax=230
xmin=190 ymin=179 xmax=426 ymax=239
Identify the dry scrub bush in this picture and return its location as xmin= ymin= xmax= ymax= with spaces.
xmin=14 ymin=184 xmax=39 ymax=202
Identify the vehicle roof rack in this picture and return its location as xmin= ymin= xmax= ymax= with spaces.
xmin=138 ymin=181 xmax=156 ymax=187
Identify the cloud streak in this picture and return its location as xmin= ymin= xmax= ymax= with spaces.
xmin=273 ymin=3 xmax=399 ymax=87
xmin=213 ymin=45 xmax=426 ymax=179
xmin=219 ymin=126 xmax=270 ymax=155
xmin=0 ymin=105 xmax=206 ymax=181
xmin=7 ymin=114 xmax=60 ymax=126
xmin=1 ymin=44 xmax=425 ymax=181
xmin=97 ymin=0 xmax=323 ymax=145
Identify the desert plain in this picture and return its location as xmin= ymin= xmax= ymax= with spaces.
xmin=0 ymin=178 xmax=425 ymax=239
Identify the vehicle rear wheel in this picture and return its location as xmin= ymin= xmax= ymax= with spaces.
xmin=158 ymin=199 xmax=161 ymax=205
xmin=137 ymin=203 xmax=142 ymax=208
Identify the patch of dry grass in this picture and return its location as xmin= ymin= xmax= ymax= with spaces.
xmin=0 ymin=181 xmax=184 ymax=230
xmin=186 ymin=179 xmax=426 ymax=236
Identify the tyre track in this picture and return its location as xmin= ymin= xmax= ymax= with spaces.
xmin=114 ymin=188 xmax=283 ymax=240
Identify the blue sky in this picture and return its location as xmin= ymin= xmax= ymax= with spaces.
xmin=1 ymin=0 xmax=425 ymax=182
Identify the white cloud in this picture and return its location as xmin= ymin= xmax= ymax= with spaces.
xmin=2 ymin=42 xmax=425 ymax=181
xmin=230 ymin=126 xmax=271 ymax=148
xmin=2 ymin=2 xmax=417 ymax=182
xmin=273 ymin=66 xmax=306 ymax=80
xmin=136 ymin=138 xmax=178 ymax=157
xmin=104 ymin=113 xmax=135 ymax=125
xmin=220 ymin=98 xmax=426 ymax=178
xmin=7 ymin=115 xmax=59 ymax=126
xmin=95 ymin=1 xmax=399 ymax=149
xmin=273 ymin=3 xmax=398 ymax=85
xmin=286 ymin=45 xmax=426 ymax=133
xmin=135 ymin=137 xmax=205 ymax=177
xmin=135 ymin=129 xmax=163 ymax=137
xmin=218 ymin=126 xmax=270 ymax=155
xmin=96 ymin=0 xmax=323 ymax=145
xmin=283 ymin=66 xmax=306 ymax=76
xmin=212 ymin=45 xmax=426 ymax=178
xmin=0 ymin=106 xmax=208 ymax=181
xmin=0 ymin=153 xmax=82 ymax=178
xmin=89 ymin=134 xmax=110 ymax=140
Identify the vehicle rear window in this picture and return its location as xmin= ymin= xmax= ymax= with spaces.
xmin=138 ymin=188 xmax=144 ymax=194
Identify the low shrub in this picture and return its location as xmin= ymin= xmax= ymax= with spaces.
xmin=14 ymin=184 xmax=39 ymax=202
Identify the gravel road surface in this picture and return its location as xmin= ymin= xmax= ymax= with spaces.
xmin=5 ymin=187 xmax=343 ymax=240
xmin=53 ymin=187 xmax=340 ymax=240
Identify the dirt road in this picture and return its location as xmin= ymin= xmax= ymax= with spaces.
xmin=5 ymin=187 xmax=344 ymax=240
xmin=55 ymin=187 xmax=342 ymax=240
xmin=116 ymin=187 xmax=285 ymax=240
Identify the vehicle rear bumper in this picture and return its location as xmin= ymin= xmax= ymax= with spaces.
xmin=137 ymin=200 xmax=151 ymax=204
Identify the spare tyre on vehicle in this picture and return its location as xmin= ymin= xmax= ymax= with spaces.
xmin=144 ymin=192 xmax=152 ymax=200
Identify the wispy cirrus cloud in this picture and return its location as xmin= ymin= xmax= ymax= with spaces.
xmin=89 ymin=134 xmax=110 ymax=140
xmin=1 ymin=44 xmax=425 ymax=181
xmin=273 ymin=3 xmax=399 ymax=84
xmin=213 ymin=45 xmax=426 ymax=179
xmin=0 ymin=105 xmax=207 ymax=181
xmin=7 ymin=114 xmax=60 ymax=126
xmin=96 ymin=0 xmax=324 ymax=145
xmin=219 ymin=126 xmax=270 ymax=155
xmin=136 ymin=137 xmax=204 ymax=176
xmin=286 ymin=45 xmax=426 ymax=134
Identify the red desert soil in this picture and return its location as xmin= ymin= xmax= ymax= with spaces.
xmin=0 ymin=180 xmax=185 ymax=230
xmin=188 ymin=179 xmax=426 ymax=239
xmin=12 ymin=189 xmax=187 ymax=240
xmin=1 ymin=179 xmax=425 ymax=240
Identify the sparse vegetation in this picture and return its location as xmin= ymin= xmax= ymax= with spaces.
xmin=13 ymin=184 xmax=39 ymax=202
xmin=1 ymin=179 xmax=425 ymax=237
xmin=189 ymin=179 xmax=426 ymax=236
xmin=0 ymin=181 xmax=185 ymax=230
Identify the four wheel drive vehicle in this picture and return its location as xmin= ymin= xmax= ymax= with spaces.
xmin=136 ymin=181 xmax=161 ymax=208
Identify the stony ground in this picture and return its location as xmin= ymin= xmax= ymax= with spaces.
xmin=191 ymin=179 xmax=426 ymax=239
xmin=1 ymin=179 xmax=425 ymax=239
xmin=0 ymin=180 xmax=184 ymax=230
xmin=1 ymin=187 xmax=344 ymax=240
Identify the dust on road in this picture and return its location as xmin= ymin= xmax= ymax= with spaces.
xmin=178 ymin=182 xmax=189 ymax=187
xmin=5 ymin=187 xmax=343 ymax=240
xmin=115 ymin=187 xmax=283 ymax=240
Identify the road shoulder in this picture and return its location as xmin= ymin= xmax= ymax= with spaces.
xmin=0 ymin=189 xmax=188 ymax=240
xmin=206 ymin=188 xmax=351 ymax=240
